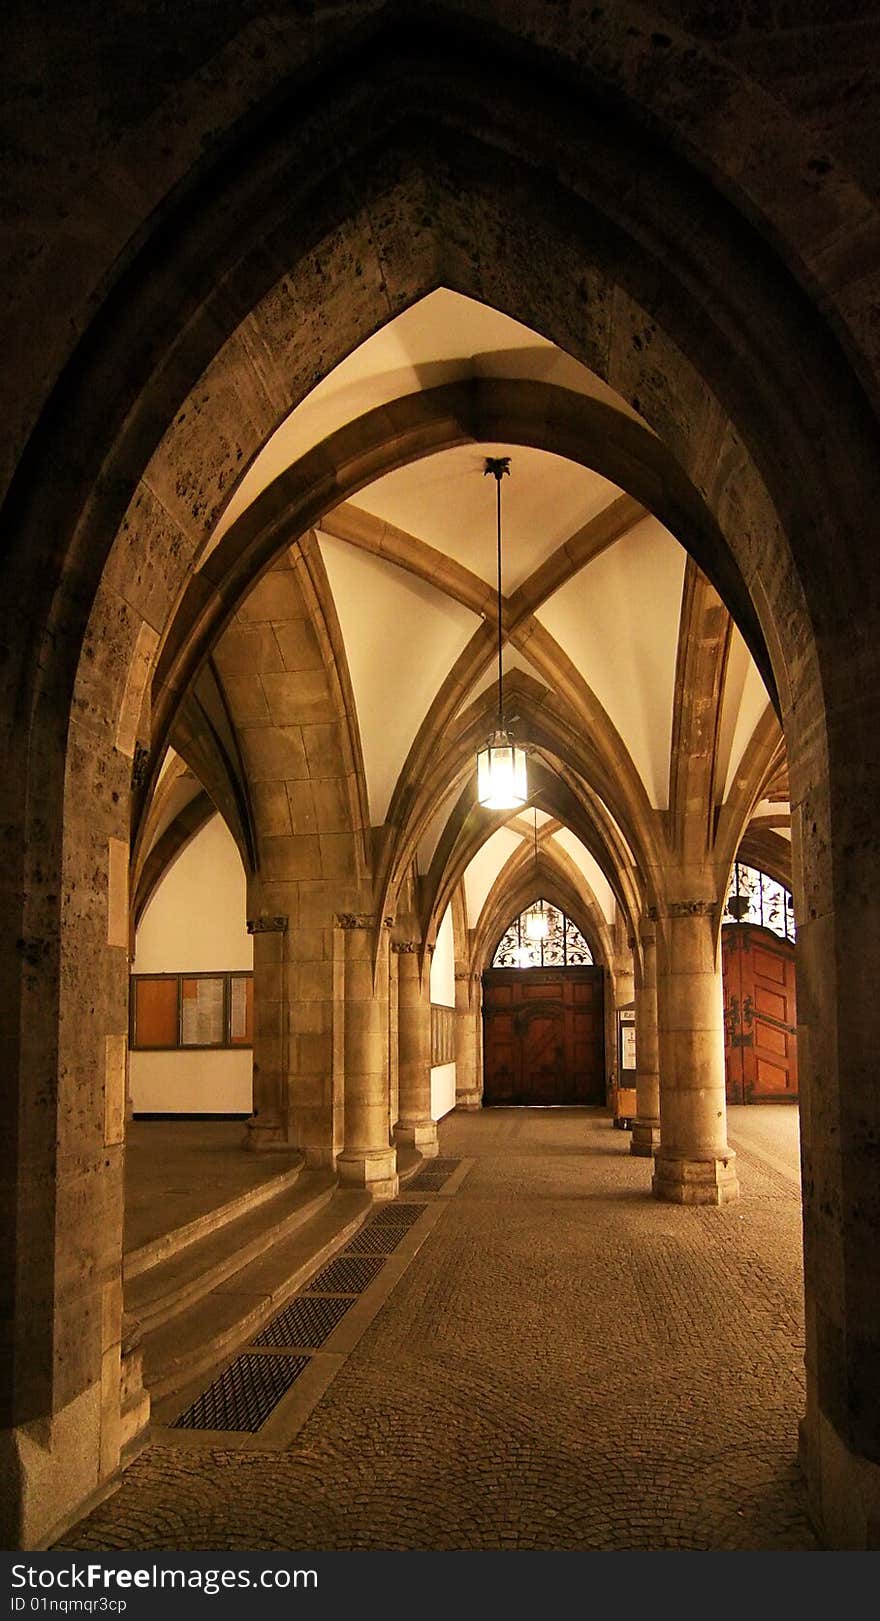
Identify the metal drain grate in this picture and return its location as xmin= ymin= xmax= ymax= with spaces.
xmin=172 ymin=1353 xmax=310 ymax=1432
xmin=407 ymin=1159 xmax=461 ymax=1192
xmin=371 ymin=1202 xmax=428 ymax=1227
xmin=305 ymin=1254 xmax=386 ymax=1294
xmin=345 ymin=1221 xmax=413 ymax=1256
xmin=253 ymin=1293 xmax=355 ymax=1349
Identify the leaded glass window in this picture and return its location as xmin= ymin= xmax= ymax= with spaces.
xmin=724 ymin=861 xmax=796 ymax=943
xmin=491 ymin=901 xmax=594 ymax=967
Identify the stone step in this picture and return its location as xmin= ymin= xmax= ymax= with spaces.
xmin=144 ymin=1188 xmax=373 ymax=1407
xmin=124 ymin=1154 xmax=306 ymax=1281
xmin=126 ymin=1170 xmax=336 ymax=1336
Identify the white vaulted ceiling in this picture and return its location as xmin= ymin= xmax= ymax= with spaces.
xmin=352 ymin=444 xmax=622 ymax=596
xmin=202 ymin=287 xmax=782 ymax=938
xmin=317 ymin=530 xmax=479 ymax=824
xmin=535 ymin=513 xmax=686 ymax=809
xmin=211 ymin=289 xmax=646 ymax=547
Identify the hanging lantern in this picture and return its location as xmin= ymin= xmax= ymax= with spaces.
xmin=477 ymin=729 xmax=528 ymax=810
xmin=476 ymin=456 xmax=528 ymax=810
xmin=524 ymin=900 xmax=549 ymax=941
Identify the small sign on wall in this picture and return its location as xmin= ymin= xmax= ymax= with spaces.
xmin=618 ymin=1004 xmax=636 ymax=1073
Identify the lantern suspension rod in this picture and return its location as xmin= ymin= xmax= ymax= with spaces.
xmin=484 ymin=456 xmax=510 ymax=733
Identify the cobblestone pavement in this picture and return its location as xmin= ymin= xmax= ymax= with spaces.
xmin=726 ymin=1103 xmax=801 ymax=1187
xmin=65 ymin=1109 xmax=817 ymax=1551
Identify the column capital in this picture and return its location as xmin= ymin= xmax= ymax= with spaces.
xmin=247 ymin=914 xmax=288 ymax=934
xmin=392 ymin=940 xmax=420 ymax=954
xmin=336 ymin=911 xmax=393 ymax=930
xmin=647 ymin=899 xmax=716 ymax=921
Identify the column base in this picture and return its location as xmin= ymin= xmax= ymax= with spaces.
xmin=652 ymin=1147 xmax=738 ymax=1205
xmin=630 ymin=1119 xmax=661 ymax=1157
xmin=455 ymin=1091 xmax=482 ymax=1111
xmin=394 ymin=1118 xmax=439 ymax=1157
xmin=1 ymin=1381 xmax=109 ymax=1550
xmin=242 ymin=1114 xmax=297 ymax=1152
xmin=801 ymin=1407 xmax=880 ymax=1548
xmin=336 ymin=1146 xmax=399 ymax=1200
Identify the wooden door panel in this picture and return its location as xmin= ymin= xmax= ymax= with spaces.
xmin=723 ymin=924 xmax=797 ymax=1102
xmin=753 ymin=946 xmax=785 ymax=983
xmin=756 ymin=1056 xmax=790 ymax=1091
xmin=756 ymin=1021 xmax=788 ymax=1058
xmin=755 ymin=985 xmax=787 ymax=1021
xmin=483 ymin=967 xmax=605 ymax=1105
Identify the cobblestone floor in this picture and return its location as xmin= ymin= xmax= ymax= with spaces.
xmin=65 ymin=1108 xmax=817 ymax=1551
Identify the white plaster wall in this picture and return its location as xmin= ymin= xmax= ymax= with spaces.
xmin=131 ymin=814 xmax=253 ymax=1113
xmin=430 ymin=906 xmax=456 ymax=1005
xmin=130 ymin=1050 xmax=252 ymax=1115
xmin=431 ymin=1063 xmax=457 ymax=1121
xmin=133 ymin=814 xmax=253 ymax=972
xmin=430 ymin=908 xmax=457 ymax=1119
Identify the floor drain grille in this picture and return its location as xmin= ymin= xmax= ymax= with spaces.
xmin=371 ymin=1202 xmax=428 ymax=1228
xmin=345 ymin=1222 xmax=412 ymax=1256
xmin=408 ymin=1160 xmax=460 ymax=1191
xmin=305 ymin=1254 xmax=386 ymax=1294
xmin=253 ymin=1293 xmax=355 ymax=1349
xmin=172 ymin=1353 xmax=309 ymax=1432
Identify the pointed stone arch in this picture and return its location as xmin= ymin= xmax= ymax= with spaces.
xmin=3 ymin=26 xmax=880 ymax=1544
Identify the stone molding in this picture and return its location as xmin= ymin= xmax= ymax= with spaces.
xmin=131 ymin=742 xmax=150 ymax=789
xmin=392 ymin=940 xmax=420 ymax=954
xmin=247 ymin=915 xmax=288 ymax=934
xmin=336 ymin=912 xmax=375 ymax=930
xmin=336 ymin=912 xmax=394 ymax=930
xmin=647 ymin=899 xmax=716 ymax=921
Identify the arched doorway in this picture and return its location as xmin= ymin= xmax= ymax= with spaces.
xmin=722 ymin=862 xmax=798 ymax=1105
xmin=482 ymin=903 xmax=605 ymax=1105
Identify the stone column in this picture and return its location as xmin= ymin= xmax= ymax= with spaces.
xmin=243 ymin=913 xmax=295 ymax=1151
xmin=335 ymin=913 xmax=398 ymax=1199
xmin=455 ymin=968 xmax=482 ymax=1108
xmin=631 ymin=928 xmax=661 ymax=1157
xmin=394 ymin=944 xmax=438 ymax=1156
xmin=652 ymin=902 xmax=738 ymax=1205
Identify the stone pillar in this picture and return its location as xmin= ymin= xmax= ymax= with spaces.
xmin=455 ymin=968 xmax=482 ymax=1108
xmin=243 ymin=913 xmax=295 ymax=1151
xmin=652 ymin=902 xmax=738 ymax=1205
xmin=336 ymin=914 xmax=398 ymax=1199
xmin=631 ymin=928 xmax=661 ymax=1157
xmin=394 ymin=944 xmax=438 ymax=1156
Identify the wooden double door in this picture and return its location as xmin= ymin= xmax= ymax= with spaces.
xmin=722 ymin=924 xmax=798 ymax=1103
xmin=482 ymin=967 xmax=605 ymax=1106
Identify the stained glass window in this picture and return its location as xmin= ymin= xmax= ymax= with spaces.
xmin=491 ymin=901 xmax=594 ymax=967
xmin=724 ymin=861 xmax=796 ymax=943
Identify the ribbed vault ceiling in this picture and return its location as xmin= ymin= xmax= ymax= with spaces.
xmin=148 ymin=289 xmax=788 ymax=948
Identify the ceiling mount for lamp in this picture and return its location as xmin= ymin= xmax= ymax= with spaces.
xmin=524 ymin=807 xmax=549 ymax=940
xmin=476 ymin=456 xmax=528 ymax=810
